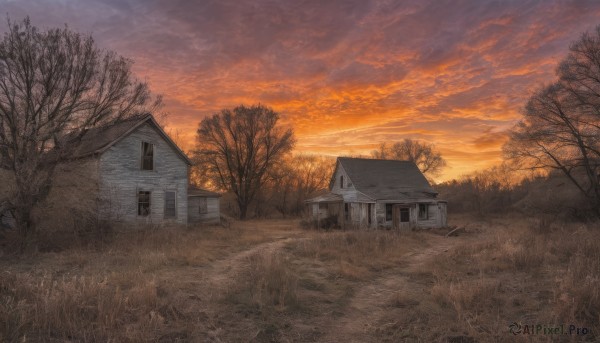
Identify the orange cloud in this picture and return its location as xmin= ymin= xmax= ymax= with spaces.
xmin=5 ymin=0 xmax=600 ymax=181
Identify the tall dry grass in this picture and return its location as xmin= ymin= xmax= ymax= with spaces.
xmin=291 ymin=230 xmax=425 ymax=279
xmin=224 ymin=251 xmax=299 ymax=313
xmin=428 ymin=217 xmax=600 ymax=341
xmin=0 ymin=224 xmax=277 ymax=342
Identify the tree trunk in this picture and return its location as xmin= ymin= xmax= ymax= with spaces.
xmin=13 ymin=205 xmax=35 ymax=251
xmin=238 ymin=202 xmax=248 ymax=220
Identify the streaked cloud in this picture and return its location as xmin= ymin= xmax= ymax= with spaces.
xmin=2 ymin=0 xmax=600 ymax=180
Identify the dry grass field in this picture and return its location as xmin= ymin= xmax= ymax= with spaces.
xmin=1 ymin=215 xmax=599 ymax=342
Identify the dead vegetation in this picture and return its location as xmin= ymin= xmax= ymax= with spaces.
xmin=1 ymin=216 xmax=599 ymax=342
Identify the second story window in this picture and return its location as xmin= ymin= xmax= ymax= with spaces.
xmin=141 ymin=142 xmax=154 ymax=170
xmin=340 ymin=175 xmax=344 ymax=188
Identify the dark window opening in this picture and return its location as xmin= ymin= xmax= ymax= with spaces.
xmin=400 ymin=208 xmax=409 ymax=222
xmin=138 ymin=191 xmax=151 ymax=216
xmin=165 ymin=191 xmax=176 ymax=218
xmin=385 ymin=204 xmax=392 ymax=221
xmin=199 ymin=198 xmax=208 ymax=214
xmin=340 ymin=175 xmax=344 ymax=188
xmin=418 ymin=204 xmax=428 ymax=220
xmin=368 ymin=204 xmax=372 ymax=225
xmin=141 ymin=142 xmax=154 ymax=170
xmin=344 ymin=203 xmax=349 ymax=220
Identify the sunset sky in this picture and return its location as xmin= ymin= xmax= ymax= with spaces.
xmin=3 ymin=0 xmax=600 ymax=180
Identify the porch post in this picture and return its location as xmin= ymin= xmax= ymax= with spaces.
xmin=317 ymin=201 xmax=320 ymax=229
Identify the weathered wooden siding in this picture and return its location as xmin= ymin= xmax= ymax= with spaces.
xmin=188 ymin=196 xmax=220 ymax=224
xmin=416 ymin=203 xmax=444 ymax=228
xmin=375 ymin=202 xmax=390 ymax=228
xmin=331 ymin=164 xmax=365 ymax=203
xmin=375 ymin=201 xmax=446 ymax=229
xmin=98 ymin=122 xmax=188 ymax=224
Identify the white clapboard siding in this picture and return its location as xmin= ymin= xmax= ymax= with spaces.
xmin=98 ymin=122 xmax=188 ymax=224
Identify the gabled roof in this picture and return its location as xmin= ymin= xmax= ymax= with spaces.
xmin=331 ymin=157 xmax=437 ymax=200
xmin=71 ymin=114 xmax=192 ymax=165
xmin=188 ymin=186 xmax=221 ymax=197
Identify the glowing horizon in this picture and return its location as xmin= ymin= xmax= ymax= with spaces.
xmin=3 ymin=0 xmax=600 ymax=181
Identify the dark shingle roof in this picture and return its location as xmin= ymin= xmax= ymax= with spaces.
xmin=69 ymin=114 xmax=191 ymax=165
xmin=188 ymin=186 xmax=221 ymax=197
xmin=335 ymin=157 xmax=437 ymax=200
xmin=71 ymin=114 xmax=150 ymax=158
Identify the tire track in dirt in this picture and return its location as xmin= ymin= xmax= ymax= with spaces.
xmin=155 ymin=231 xmax=308 ymax=342
xmin=318 ymin=234 xmax=465 ymax=343
xmin=205 ymin=236 xmax=299 ymax=293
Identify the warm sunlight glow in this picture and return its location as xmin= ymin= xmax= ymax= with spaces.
xmin=6 ymin=0 xmax=600 ymax=181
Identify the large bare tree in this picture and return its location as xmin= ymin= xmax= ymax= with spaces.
xmin=0 ymin=18 xmax=161 ymax=242
xmin=372 ymin=139 xmax=447 ymax=177
xmin=194 ymin=104 xmax=295 ymax=219
xmin=504 ymin=26 xmax=600 ymax=212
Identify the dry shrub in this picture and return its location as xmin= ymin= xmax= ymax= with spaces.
xmin=224 ymin=251 xmax=298 ymax=312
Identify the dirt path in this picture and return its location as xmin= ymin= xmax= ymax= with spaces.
xmin=205 ymin=236 xmax=299 ymax=292
xmin=156 ymin=226 xmax=472 ymax=342
xmin=318 ymin=234 xmax=467 ymax=343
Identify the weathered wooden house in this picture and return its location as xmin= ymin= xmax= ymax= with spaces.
xmin=66 ymin=114 xmax=220 ymax=225
xmin=306 ymin=157 xmax=447 ymax=230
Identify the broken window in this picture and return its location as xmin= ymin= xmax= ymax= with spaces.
xmin=138 ymin=191 xmax=151 ymax=216
xmin=141 ymin=142 xmax=154 ymax=170
xmin=165 ymin=191 xmax=176 ymax=218
xmin=400 ymin=208 xmax=409 ymax=222
xmin=418 ymin=204 xmax=429 ymax=220
xmin=199 ymin=197 xmax=208 ymax=214
xmin=386 ymin=204 xmax=392 ymax=221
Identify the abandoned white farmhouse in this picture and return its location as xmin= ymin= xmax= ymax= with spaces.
xmin=69 ymin=114 xmax=219 ymax=225
xmin=306 ymin=157 xmax=447 ymax=230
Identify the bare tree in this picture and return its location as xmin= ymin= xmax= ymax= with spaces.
xmin=0 ymin=18 xmax=161 ymax=243
xmin=372 ymin=139 xmax=447 ymax=177
xmin=193 ymin=104 xmax=295 ymax=219
xmin=267 ymin=154 xmax=335 ymax=216
xmin=504 ymin=26 xmax=600 ymax=212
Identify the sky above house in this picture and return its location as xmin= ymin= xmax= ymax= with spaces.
xmin=2 ymin=0 xmax=600 ymax=181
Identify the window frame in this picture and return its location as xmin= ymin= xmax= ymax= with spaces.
xmin=164 ymin=191 xmax=177 ymax=219
xmin=385 ymin=204 xmax=392 ymax=221
xmin=340 ymin=175 xmax=344 ymax=189
xmin=141 ymin=141 xmax=154 ymax=171
xmin=138 ymin=191 xmax=151 ymax=216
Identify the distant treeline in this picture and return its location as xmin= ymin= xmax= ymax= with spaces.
xmin=436 ymin=166 xmax=594 ymax=221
